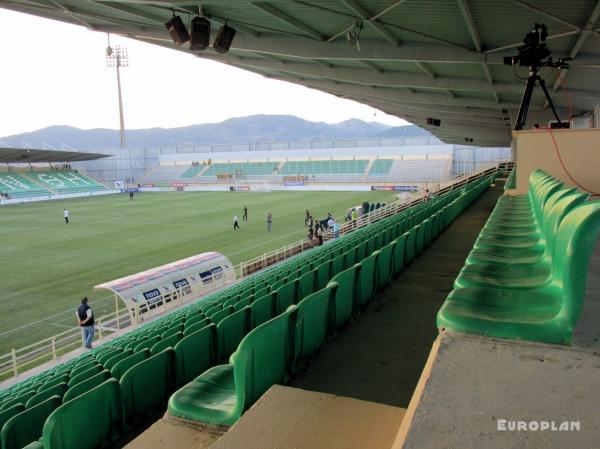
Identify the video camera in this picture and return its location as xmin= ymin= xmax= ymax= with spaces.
xmin=503 ymin=23 xmax=570 ymax=69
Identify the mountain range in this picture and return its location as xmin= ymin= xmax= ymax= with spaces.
xmin=0 ymin=115 xmax=433 ymax=150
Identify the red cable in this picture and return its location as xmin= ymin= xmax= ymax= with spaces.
xmin=545 ymin=127 xmax=600 ymax=196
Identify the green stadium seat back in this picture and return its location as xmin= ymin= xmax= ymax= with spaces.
xmin=275 ymin=280 xmax=298 ymax=314
xmin=63 ymin=370 xmax=111 ymax=403
xmin=133 ymin=336 xmax=161 ymax=353
xmin=120 ymin=349 xmax=176 ymax=429
xmin=392 ymin=234 xmax=408 ymax=277
xmin=43 ymin=379 xmax=123 ymax=449
xmin=67 ymin=365 xmax=103 ymax=388
xmin=26 ymin=383 xmax=67 ymax=408
xmin=316 ymin=260 xmax=332 ymax=290
xmin=183 ymin=318 xmax=212 ymax=336
xmin=69 ymin=361 xmax=97 ymax=379
xmin=377 ymin=242 xmax=394 ymax=289
xmin=331 ymin=255 xmax=345 ymax=277
xmin=95 ymin=349 xmax=121 ymax=366
xmin=0 ymin=405 xmax=25 ymax=439
xmin=358 ymin=251 xmax=380 ymax=308
xmin=151 ymin=332 xmax=183 ymax=356
xmin=174 ymin=324 xmax=217 ymax=387
xmin=253 ymin=286 xmax=270 ymax=300
xmin=345 ymin=247 xmax=357 ymax=269
xmin=329 ymin=263 xmax=360 ymax=329
xmin=168 ymin=306 xmax=298 ymax=426
xmin=145 ymin=328 xmax=167 ymax=340
xmin=1 ymin=396 xmax=61 ymax=449
xmin=123 ymin=338 xmax=143 ymax=351
xmin=217 ymin=308 xmax=251 ymax=362
xmin=294 ymin=285 xmax=336 ymax=369
xmin=405 ymin=226 xmax=417 ymax=264
xmin=1 ymin=391 xmax=36 ymax=411
xmin=210 ymin=306 xmax=235 ymax=325
xmin=298 ymin=270 xmax=316 ymax=301
xmin=110 ymin=349 xmax=150 ymax=381
xmin=233 ymin=297 xmax=252 ymax=311
xmin=103 ymin=349 xmax=133 ymax=370
xmin=250 ymin=294 xmax=275 ymax=328
xmin=204 ymin=304 xmax=223 ymax=318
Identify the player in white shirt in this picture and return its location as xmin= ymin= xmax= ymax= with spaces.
xmin=63 ymin=208 xmax=70 ymax=224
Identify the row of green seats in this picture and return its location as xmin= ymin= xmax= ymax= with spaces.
xmin=504 ymin=168 xmax=516 ymax=190
xmin=0 ymin=171 xmax=498 ymax=447
xmin=167 ymin=174 xmax=495 ymax=426
xmin=437 ymin=169 xmax=600 ymax=344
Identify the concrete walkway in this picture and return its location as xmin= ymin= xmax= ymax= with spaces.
xmin=289 ymin=180 xmax=503 ymax=407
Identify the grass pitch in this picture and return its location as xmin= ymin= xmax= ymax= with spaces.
xmin=0 ymin=190 xmax=395 ymax=354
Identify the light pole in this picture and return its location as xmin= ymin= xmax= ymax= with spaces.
xmin=106 ymin=38 xmax=128 ymax=149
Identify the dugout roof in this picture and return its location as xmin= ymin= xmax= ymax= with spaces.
xmin=3 ymin=1 xmax=600 ymax=147
xmin=0 ymin=147 xmax=110 ymax=163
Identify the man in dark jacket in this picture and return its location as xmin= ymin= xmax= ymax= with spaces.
xmin=76 ymin=297 xmax=95 ymax=349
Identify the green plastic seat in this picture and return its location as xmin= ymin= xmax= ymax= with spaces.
xmin=217 ymin=308 xmax=251 ymax=362
xmin=67 ymin=365 xmax=104 ymax=388
xmin=183 ymin=318 xmax=212 ymax=336
xmin=392 ymin=234 xmax=408 ymax=277
xmin=331 ymin=254 xmax=345 ymax=277
xmin=174 ymin=324 xmax=217 ymax=387
xmin=43 ymin=379 xmax=123 ymax=449
xmin=120 ymin=349 xmax=176 ymax=429
xmin=377 ymin=242 xmax=394 ymax=289
xmin=275 ymin=280 xmax=298 ymax=313
xmin=63 ymin=370 xmax=111 ymax=403
xmin=1 ymin=396 xmax=61 ymax=449
xmin=0 ymin=405 xmax=25 ymax=440
xmin=26 ymin=382 xmax=67 ymax=408
xmin=184 ymin=313 xmax=207 ymax=329
xmin=103 ymin=349 xmax=133 ymax=370
xmin=250 ymin=293 xmax=276 ymax=328
xmin=294 ymin=284 xmax=336 ymax=370
xmin=357 ymin=251 xmax=380 ymax=308
xmin=133 ymin=335 xmax=161 ymax=353
xmin=210 ymin=306 xmax=234 ymax=325
xmin=316 ymin=260 xmax=332 ymax=290
xmin=110 ymin=349 xmax=149 ymax=380
xmin=151 ymin=332 xmax=183 ymax=355
xmin=438 ymin=199 xmax=600 ymax=344
xmin=298 ymin=269 xmax=316 ymax=301
xmin=233 ymin=297 xmax=252 ymax=311
xmin=95 ymin=349 xmax=121 ymax=366
xmin=168 ymin=305 xmax=298 ymax=426
xmin=1 ymin=391 xmax=36 ymax=411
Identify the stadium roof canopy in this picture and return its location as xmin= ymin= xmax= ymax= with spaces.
xmin=0 ymin=148 xmax=110 ymax=163
xmin=2 ymin=1 xmax=600 ymax=147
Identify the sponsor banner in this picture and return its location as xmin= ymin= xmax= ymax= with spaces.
xmin=284 ymin=181 xmax=305 ymax=186
xmin=171 ymin=182 xmax=188 ymax=188
xmin=114 ymin=180 xmax=125 ymax=189
xmin=229 ymin=185 xmax=251 ymax=191
xmin=371 ymin=185 xmax=418 ymax=192
xmin=140 ymin=183 xmax=155 ymax=188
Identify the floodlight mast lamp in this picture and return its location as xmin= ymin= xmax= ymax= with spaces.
xmin=106 ymin=37 xmax=128 ymax=148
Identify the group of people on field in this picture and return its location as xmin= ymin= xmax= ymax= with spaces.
xmin=233 ymin=206 xmax=272 ymax=232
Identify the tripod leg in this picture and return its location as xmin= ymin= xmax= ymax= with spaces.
xmin=538 ymin=77 xmax=565 ymax=127
xmin=514 ymin=73 xmax=537 ymax=130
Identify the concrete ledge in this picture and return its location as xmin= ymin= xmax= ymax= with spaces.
xmin=393 ymin=332 xmax=600 ymax=449
xmin=214 ymin=385 xmax=405 ymax=449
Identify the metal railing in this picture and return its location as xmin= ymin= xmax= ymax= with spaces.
xmin=0 ymin=160 xmax=508 ymax=383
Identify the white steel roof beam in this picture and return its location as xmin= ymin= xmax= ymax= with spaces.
xmin=251 ymin=2 xmax=325 ymax=41
xmin=456 ymin=0 xmax=481 ymax=52
xmin=339 ymin=0 xmax=399 ymax=46
xmin=415 ymin=62 xmax=436 ymax=79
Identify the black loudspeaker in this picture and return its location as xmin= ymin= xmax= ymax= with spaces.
xmin=190 ymin=17 xmax=211 ymax=51
xmin=213 ymin=24 xmax=236 ymax=54
xmin=426 ymin=117 xmax=441 ymax=127
xmin=165 ymin=16 xmax=190 ymax=45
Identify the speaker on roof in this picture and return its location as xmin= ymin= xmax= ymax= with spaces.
xmin=213 ymin=23 xmax=236 ymax=54
xmin=165 ymin=16 xmax=190 ymax=45
xmin=426 ymin=117 xmax=441 ymax=127
xmin=190 ymin=17 xmax=211 ymax=51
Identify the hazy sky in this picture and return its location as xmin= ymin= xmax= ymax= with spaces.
xmin=0 ymin=9 xmax=408 ymax=138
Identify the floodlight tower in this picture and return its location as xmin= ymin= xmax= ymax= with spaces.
xmin=105 ymin=37 xmax=128 ymax=148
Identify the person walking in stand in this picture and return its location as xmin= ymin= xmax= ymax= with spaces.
xmin=267 ymin=212 xmax=273 ymax=232
xmin=243 ymin=205 xmax=248 ymax=221
xmin=76 ymin=297 xmax=95 ymax=349
xmin=233 ymin=214 xmax=240 ymax=230
xmin=63 ymin=208 xmax=70 ymax=224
